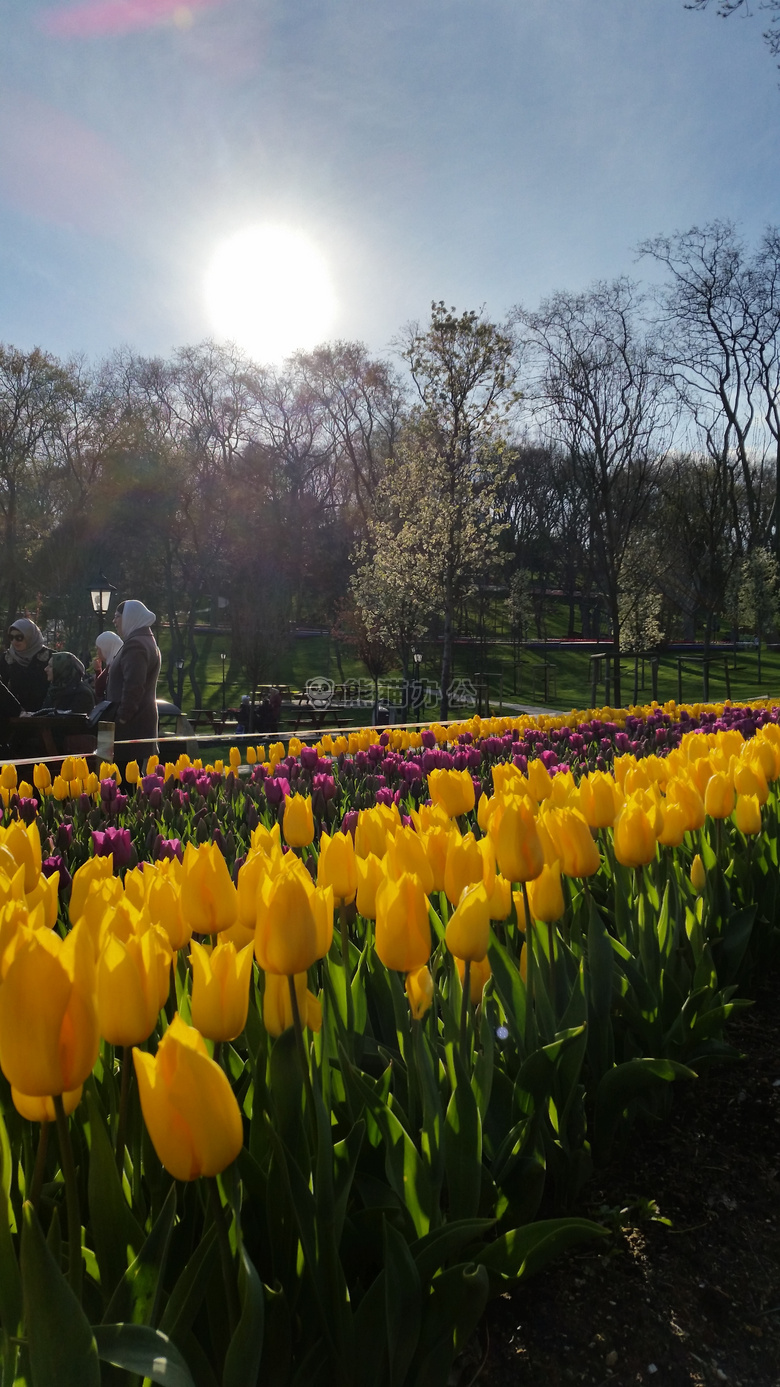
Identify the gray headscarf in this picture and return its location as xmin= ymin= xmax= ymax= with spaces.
xmin=96 ymin=630 xmax=123 ymax=665
xmin=6 ymin=618 xmax=45 ymax=666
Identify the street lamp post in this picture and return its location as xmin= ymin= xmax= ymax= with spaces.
xmin=220 ymin=652 xmax=227 ymax=716
xmin=88 ymin=575 xmax=116 ymax=638
xmin=176 ymin=658 xmax=185 ymax=707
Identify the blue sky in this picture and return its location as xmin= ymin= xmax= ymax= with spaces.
xmin=1 ymin=0 xmax=779 ymax=362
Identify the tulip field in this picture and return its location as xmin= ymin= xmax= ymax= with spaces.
xmin=0 ymin=698 xmax=779 ymax=1386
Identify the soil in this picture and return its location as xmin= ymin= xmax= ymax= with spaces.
xmin=467 ymin=986 xmax=780 ymax=1387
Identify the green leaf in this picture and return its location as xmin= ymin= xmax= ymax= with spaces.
xmin=475 ymin=1217 xmax=608 ymax=1282
xmin=86 ymin=1088 xmax=143 ymax=1304
xmin=409 ymin=1218 xmax=495 ymax=1284
xmin=94 ymin=1324 xmax=196 ymax=1386
xmin=20 ymin=1201 xmax=100 ymax=1387
xmin=0 ymin=1110 xmax=21 ymax=1337
xmin=102 ymin=1181 xmax=176 ymax=1326
xmin=487 ymin=932 xmax=526 ymax=1043
xmin=594 ymin=1058 xmax=696 ymax=1161
xmin=443 ymin=1045 xmax=482 ymax=1221
xmin=221 ymin=1246 xmax=265 ymax=1387
xmin=586 ymin=898 xmax=614 ymax=1081
xmin=411 ymin=1263 xmax=489 ymax=1387
xmin=384 ymin=1220 xmax=421 ymax=1387
xmin=158 ymin=1226 xmax=219 ymax=1344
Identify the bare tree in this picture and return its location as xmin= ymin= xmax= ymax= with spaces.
xmin=515 ymin=280 xmax=673 ymax=705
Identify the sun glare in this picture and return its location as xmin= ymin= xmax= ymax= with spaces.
xmin=204 ymin=225 xmax=337 ymax=363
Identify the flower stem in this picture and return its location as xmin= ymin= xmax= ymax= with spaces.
xmin=287 ymin=974 xmax=316 ymax=1118
xmin=30 ymin=1122 xmax=49 ymax=1211
xmin=53 ymin=1094 xmax=82 ymax=1299
xmin=338 ymin=902 xmax=355 ymax=1035
xmin=207 ymin=1177 xmax=240 ymax=1336
xmin=116 ymin=1046 xmax=130 ymax=1176
xmin=459 ymin=959 xmax=472 ymax=1055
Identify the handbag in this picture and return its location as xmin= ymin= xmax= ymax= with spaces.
xmin=88 ymin=699 xmax=118 ymax=730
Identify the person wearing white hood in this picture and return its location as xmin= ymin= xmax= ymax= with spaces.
xmin=106 ymin=599 xmax=161 ymax=778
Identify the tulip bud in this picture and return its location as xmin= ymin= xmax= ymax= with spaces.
xmin=526 ymin=860 xmax=565 ymax=923
xmin=355 ymin=853 xmax=385 ymax=920
xmin=181 ymin=843 xmax=238 ymax=935
xmin=133 ymin=1014 xmax=243 ymax=1180
xmin=282 ymin=793 xmax=315 ymax=847
xmin=456 ymin=954 xmax=491 ymax=1005
xmin=375 ymin=873 xmax=431 ymax=973
xmin=704 ymin=772 xmax=736 ymax=821
xmin=690 ymin=854 xmax=706 ymax=894
xmin=262 ymin=971 xmax=321 ymax=1037
xmin=489 ymin=797 xmax=544 ymax=883
xmin=613 ymin=799 xmax=658 ymax=869
xmin=445 ymin=883 xmax=491 ymax=963
xmin=734 ymin=793 xmax=761 ymax=837
xmin=189 ymin=939 xmax=254 ymax=1042
xmin=317 ymin=830 xmax=358 ymax=904
xmin=255 ymin=856 xmax=333 ymax=975
xmin=427 ymin=767 xmax=475 ymax=819
xmin=405 ymin=965 xmax=434 ymax=1019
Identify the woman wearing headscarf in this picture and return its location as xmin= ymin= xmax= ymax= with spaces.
xmin=41 ymin=653 xmax=95 ymax=714
xmin=106 ymin=600 xmax=161 ymax=777
xmin=1 ymin=619 xmax=51 ymax=711
xmin=93 ymin=630 xmax=123 ymax=700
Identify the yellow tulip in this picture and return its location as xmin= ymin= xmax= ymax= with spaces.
xmin=613 ymin=800 xmax=658 ymax=869
xmin=25 ymin=873 xmax=59 ymax=930
xmin=189 ymin=939 xmax=254 ymax=1042
xmin=541 ymin=808 xmax=601 ymax=878
xmin=133 ymin=1014 xmax=243 ymax=1181
xmin=427 ymin=767 xmax=475 ymax=819
xmin=0 ymin=764 xmax=17 ymax=790
xmin=579 ymin=772 xmax=619 ymax=830
xmin=355 ymin=853 xmax=386 ymax=920
xmin=317 ymin=830 xmax=358 ymax=904
xmin=0 ymin=921 xmax=98 ymax=1096
xmin=375 ymin=873 xmax=431 ymax=972
xmin=386 ymin=826 xmax=435 ymax=896
xmin=733 ymin=760 xmax=768 ymax=806
xmin=443 ymin=832 xmax=486 ymax=906
xmin=97 ymin=929 xmax=171 ymax=1047
xmin=355 ymin=804 xmax=399 ymax=859
xmin=690 ymin=854 xmax=706 ymax=894
xmin=282 ymin=794 xmax=315 ymax=848
xmin=262 ymin=971 xmax=322 ymax=1037
xmin=405 ymin=965 xmax=434 ymax=1019
xmin=0 ymin=821 xmax=42 ymax=892
xmin=229 ymin=746 xmax=241 ymax=770
xmin=488 ymin=874 xmax=512 ymax=921
xmin=250 ymin=821 xmax=282 ymax=857
xmin=236 ymin=851 xmax=272 ymax=932
xmin=146 ymin=873 xmax=191 ymax=951
xmin=33 ymin=763 xmax=51 ymax=792
xmin=445 ymin=882 xmax=491 ymax=962
xmin=456 ymin=954 xmax=491 ymax=1005
xmin=124 ymin=761 xmax=140 ymax=785
xmin=419 ymin=824 xmax=458 ymax=894
xmin=181 ymin=843 xmax=238 ymax=935
xmin=12 ymin=1085 xmax=82 ymax=1123
xmin=657 ymin=800 xmax=689 ymax=848
xmin=704 ymin=772 xmax=735 ymax=821
xmin=489 ymin=798 xmax=544 ymax=883
xmin=527 ymin=759 xmax=553 ymax=802
xmin=51 ymin=775 xmax=69 ymax=801
xmin=665 ymin=778 xmax=705 ymax=832
xmin=734 ymin=793 xmax=761 ymax=837
xmin=255 ymin=856 xmax=333 ymax=975
xmin=526 ymin=861 xmax=565 ymax=923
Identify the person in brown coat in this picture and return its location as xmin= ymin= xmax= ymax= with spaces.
xmin=106 ymin=600 xmax=161 ymax=778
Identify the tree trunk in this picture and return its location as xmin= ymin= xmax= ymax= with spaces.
xmin=439 ymin=574 xmax=454 ymax=720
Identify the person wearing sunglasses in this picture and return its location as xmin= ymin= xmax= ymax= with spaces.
xmin=1 ymin=618 xmax=51 ymax=712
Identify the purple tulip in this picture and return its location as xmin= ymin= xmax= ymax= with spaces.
xmin=92 ymin=826 xmax=132 ymax=869
xmin=100 ymin=777 xmax=118 ymax=802
xmin=156 ymin=838 xmax=184 ymax=862
xmin=341 ymin=809 xmax=358 ymax=839
xmin=265 ymin=777 xmax=290 ymax=806
xmin=300 ymin=745 xmax=319 ymax=770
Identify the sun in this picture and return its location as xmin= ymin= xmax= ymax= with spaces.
xmin=204 ymin=225 xmax=337 ymax=363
